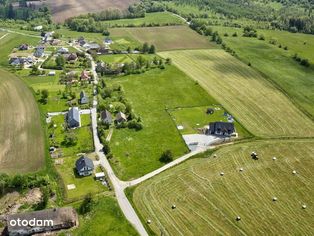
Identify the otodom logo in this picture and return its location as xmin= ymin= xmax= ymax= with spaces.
xmin=9 ymin=218 xmax=54 ymax=227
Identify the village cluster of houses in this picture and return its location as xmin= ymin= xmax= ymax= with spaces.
xmin=9 ymin=44 xmax=45 ymax=67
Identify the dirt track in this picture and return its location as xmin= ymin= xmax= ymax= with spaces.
xmin=45 ymin=0 xmax=137 ymax=22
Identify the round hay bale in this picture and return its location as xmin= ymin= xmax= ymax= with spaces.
xmin=239 ymin=168 xmax=244 ymax=172
xmin=220 ymin=172 xmax=224 ymax=176
xmin=292 ymin=170 xmax=297 ymax=175
xmin=172 ymin=204 xmax=176 ymax=209
xmin=272 ymin=197 xmax=278 ymax=202
xmin=272 ymin=157 xmax=277 ymax=161
xmin=213 ymin=154 xmax=217 ymax=158
xmin=147 ymin=219 xmax=152 ymax=224
xmin=236 ymin=216 xmax=241 ymax=221
xmin=302 ymin=204 xmax=307 ymax=209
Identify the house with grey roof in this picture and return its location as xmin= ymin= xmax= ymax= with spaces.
xmin=67 ymin=107 xmax=80 ymax=128
xmin=115 ymin=111 xmax=127 ymax=123
xmin=80 ymin=91 xmax=89 ymax=104
xmin=4 ymin=207 xmax=78 ymax=236
xmin=100 ymin=110 xmax=112 ymax=124
xmin=207 ymin=122 xmax=235 ymax=136
xmin=34 ymin=46 xmax=45 ymax=58
xmin=75 ymin=156 xmax=94 ymax=176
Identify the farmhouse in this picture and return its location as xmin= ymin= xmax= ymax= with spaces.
xmin=100 ymin=110 xmax=113 ymax=124
xmin=67 ymin=53 xmax=78 ymax=62
xmin=58 ymin=47 xmax=69 ymax=54
xmin=116 ymin=112 xmax=127 ymax=123
xmin=9 ymin=57 xmax=34 ymax=67
xmin=67 ymin=107 xmax=80 ymax=128
xmin=4 ymin=207 xmax=78 ymax=236
xmin=75 ymin=156 xmax=94 ymax=176
xmin=80 ymin=91 xmax=89 ymax=104
xmin=34 ymin=46 xmax=45 ymax=58
xmin=80 ymin=70 xmax=90 ymax=81
xmin=18 ymin=44 xmax=29 ymax=51
xmin=207 ymin=122 xmax=235 ymax=136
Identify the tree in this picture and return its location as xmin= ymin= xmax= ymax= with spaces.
xmin=159 ymin=150 xmax=173 ymax=163
xmin=102 ymin=141 xmax=111 ymax=154
xmin=55 ymin=55 xmax=65 ymax=68
xmin=79 ymin=193 xmax=94 ymax=214
xmin=148 ymin=44 xmax=156 ymax=54
xmin=64 ymin=131 xmax=77 ymax=146
xmin=41 ymin=89 xmax=49 ymax=104
xmin=142 ymin=42 xmax=149 ymax=53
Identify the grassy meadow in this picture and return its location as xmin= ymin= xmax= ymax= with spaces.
xmin=212 ymin=26 xmax=314 ymax=118
xmin=132 ymin=139 xmax=314 ymax=235
xmin=107 ymin=66 xmax=217 ymax=180
xmin=159 ymin=49 xmax=314 ymax=138
xmin=72 ymin=196 xmax=138 ymax=236
xmin=110 ymin=26 xmax=216 ymax=51
xmin=0 ymin=69 xmax=45 ymax=173
xmin=102 ymin=12 xmax=184 ymax=27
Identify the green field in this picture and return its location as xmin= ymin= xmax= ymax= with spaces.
xmin=107 ymin=66 xmax=217 ymax=180
xmin=132 ymin=139 xmax=314 ymax=235
xmin=212 ymin=26 xmax=314 ymax=117
xmin=73 ymin=196 xmax=138 ymax=236
xmin=103 ymin=12 xmax=184 ymax=27
xmin=110 ymin=26 xmax=216 ymax=51
xmin=169 ymin=106 xmax=250 ymax=138
xmin=159 ymin=49 xmax=314 ymax=138
xmin=0 ymin=69 xmax=45 ymax=173
xmin=0 ymin=33 xmax=39 ymax=66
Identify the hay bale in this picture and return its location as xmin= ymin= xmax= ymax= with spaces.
xmin=272 ymin=157 xmax=277 ymax=161
xmin=213 ymin=154 xmax=217 ymax=158
xmin=147 ymin=219 xmax=152 ymax=224
xmin=220 ymin=172 xmax=224 ymax=176
xmin=239 ymin=168 xmax=244 ymax=172
xmin=272 ymin=197 xmax=278 ymax=202
xmin=172 ymin=204 xmax=176 ymax=209
xmin=292 ymin=170 xmax=297 ymax=175
xmin=302 ymin=204 xmax=307 ymax=209
xmin=236 ymin=216 xmax=241 ymax=221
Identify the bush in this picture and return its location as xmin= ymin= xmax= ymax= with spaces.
xmin=159 ymin=150 xmax=173 ymax=163
xmin=79 ymin=193 xmax=94 ymax=214
xmin=102 ymin=141 xmax=111 ymax=155
xmin=258 ymin=34 xmax=265 ymax=40
xmin=300 ymin=59 xmax=310 ymax=67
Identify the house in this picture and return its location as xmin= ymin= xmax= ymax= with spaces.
xmin=9 ymin=57 xmax=34 ymax=67
xmin=4 ymin=207 xmax=78 ymax=236
xmin=75 ymin=156 xmax=94 ymax=176
xmin=207 ymin=122 xmax=235 ymax=136
xmin=115 ymin=112 xmax=127 ymax=123
xmin=83 ymin=43 xmax=100 ymax=50
xmin=104 ymin=38 xmax=113 ymax=44
xmin=34 ymin=46 xmax=45 ymax=58
xmin=78 ymin=37 xmax=86 ymax=46
xmin=67 ymin=107 xmax=80 ymax=128
xmin=80 ymin=70 xmax=90 ymax=81
xmin=100 ymin=110 xmax=112 ymax=124
xmin=67 ymin=53 xmax=78 ymax=61
xmin=80 ymin=91 xmax=89 ymax=104
xmin=58 ymin=47 xmax=69 ymax=54
xmin=19 ymin=44 xmax=29 ymax=51
xmin=51 ymin=39 xmax=61 ymax=46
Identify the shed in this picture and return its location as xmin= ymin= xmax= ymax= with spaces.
xmin=80 ymin=91 xmax=89 ymax=104
xmin=95 ymin=172 xmax=105 ymax=180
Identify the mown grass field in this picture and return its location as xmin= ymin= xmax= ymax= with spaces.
xmin=0 ymin=33 xmax=39 ymax=66
xmin=72 ymin=196 xmax=138 ymax=236
xmin=107 ymin=66 xmax=217 ymax=180
xmin=212 ymin=26 xmax=314 ymax=118
xmin=110 ymin=26 xmax=216 ymax=51
xmin=0 ymin=69 xmax=45 ymax=173
xmin=103 ymin=12 xmax=184 ymax=27
xmin=132 ymin=139 xmax=314 ymax=235
xmin=159 ymin=49 xmax=314 ymax=138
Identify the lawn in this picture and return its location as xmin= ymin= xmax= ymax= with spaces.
xmin=107 ymin=65 xmax=217 ymax=180
xmin=97 ymin=54 xmax=133 ymax=64
xmin=159 ymin=49 xmax=314 ymax=138
xmin=169 ymin=105 xmax=250 ymax=138
xmin=72 ymin=196 xmax=138 ymax=236
xmin=102 ymin=12 xmax=184 ymax=27
xmin=212 ymin=26 xmax=314 ymax=118
xmin=0 ymin=69 xmax=45 ymax=173
xmin=132 ymin=139 xmax=314 ymax=235
xmin=110 ymin=26 xmax=216 ymax=51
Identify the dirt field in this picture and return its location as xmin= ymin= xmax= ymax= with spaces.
xmin=159 ymin=49 xmax=314 ymax=138
xmin=0 ymin=69 xmax=45 ymax=173
xmin=133 ymin=139 xmax=314 ymax=235
xmin=110 ymin=26 xmax=216 ymax=51
xmin=46 ymin=0 xmax=137 ymax=22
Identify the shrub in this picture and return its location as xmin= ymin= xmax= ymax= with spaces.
xmin=79 ymin=193 xmax=94 ymax=214
xmin=159 ymin=150 xmax=173 ymax=163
